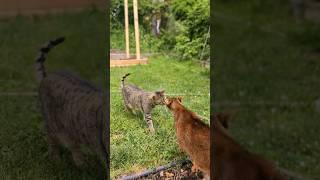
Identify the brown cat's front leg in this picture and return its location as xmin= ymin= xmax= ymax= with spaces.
xmin=191 ymin=163 xmax=200 ymax=173
xmin=144 ymin=113 xmax=155 ymax=133
xmin=203 ymin=174 xmax=210 ymax=180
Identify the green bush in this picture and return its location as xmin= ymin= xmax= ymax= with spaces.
xmin=111 ymin=0 xmax=163 ymax=30
xmin=170 ymin=0 xmax=210 ymax=60
xmin=111 ymin=0 xmax=210 ymax=60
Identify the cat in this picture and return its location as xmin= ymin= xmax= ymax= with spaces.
xmin=121 ymin=73 xmax=165 ymax=133
xmin=165 ymin=96 xmax=210 ymax=179
xmin=35 ymin=37 xmax=108 ymax=169
xmin=211 ymin=113 xmax=285 ymax=180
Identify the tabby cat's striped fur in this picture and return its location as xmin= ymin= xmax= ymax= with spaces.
xmin=35 ymin=37 xmax=108 ymax=168
xmin=121 ymin=73 xmax=165 ymax=133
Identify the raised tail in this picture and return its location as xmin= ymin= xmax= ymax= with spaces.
xmin=121 ymin=73 xmax=131 ymax=87
xmin=35 ymin=37 xmax=65 ymax=82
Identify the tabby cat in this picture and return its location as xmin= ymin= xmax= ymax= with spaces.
xmin=121 ymin=73 xmax=165 ymax=133
xmin=35 ymin=37 xmax=108 ymax=169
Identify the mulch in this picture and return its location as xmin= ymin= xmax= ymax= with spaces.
xmin=120 ymin=161 xmax=204 ymax=180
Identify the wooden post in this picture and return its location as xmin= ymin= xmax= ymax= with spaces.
xmin=124 ymin=0 xmax=130 ymax=58
xmin=133 ymin=0 xmax=141 ymax=60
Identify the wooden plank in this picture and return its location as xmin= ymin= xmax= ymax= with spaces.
xmin=110 ymin=59 xmax=148 ymax=67
xmin=0 ymin=0 xmax=106 ymax=17
xmin=133 ymin=0 xmax=141 ymax=60
xmin=124 ymin=0 xmax=130 ymax=58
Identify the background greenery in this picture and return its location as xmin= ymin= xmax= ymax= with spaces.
xmin=214 ymin=0 xmax=320 ymax=179
xmin=111 ymin=0 xmax=210 ymax=60
xmin=0 ymin=10 xmax=107 ymax=179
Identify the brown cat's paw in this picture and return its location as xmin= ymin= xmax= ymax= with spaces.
xmin=191 ymin=164 xmax=200 ymax=173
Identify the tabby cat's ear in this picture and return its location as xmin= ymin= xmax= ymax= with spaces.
xmin=177 ymin=96 xmax=183 ymax=103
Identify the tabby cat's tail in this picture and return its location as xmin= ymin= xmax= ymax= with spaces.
xmin=35 ymin=37 xmax=65 ymax=82
xmin=121 ymin=73 xmax=131 ymax=87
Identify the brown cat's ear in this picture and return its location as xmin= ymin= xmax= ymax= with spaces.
xmin=216 ymin=112 xmax=230 ymax=129
xmin=177 ymin=96 xmax=183 ymax=103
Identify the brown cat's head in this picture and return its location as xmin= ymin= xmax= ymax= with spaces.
xmin=165 ymin=96 xmax=183 ymax=111
xmin=150 ymin=90 xmax=166 ymax=105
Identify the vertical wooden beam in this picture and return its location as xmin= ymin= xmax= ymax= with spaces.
xmin=124 ymin=0 xmax=130 ymax=58
xmin=133 ymin=0 xmax=141 ymax=60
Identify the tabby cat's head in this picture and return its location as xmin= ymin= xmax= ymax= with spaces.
xmin=150 ymin=90 xmax=166 ymax=105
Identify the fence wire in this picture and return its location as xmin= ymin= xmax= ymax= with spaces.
xmin=1 ymin=91 xmax=317 ymax=109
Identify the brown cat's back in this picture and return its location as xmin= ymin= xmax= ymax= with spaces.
xmin=212 ymin=113 xmax=285 ymax=180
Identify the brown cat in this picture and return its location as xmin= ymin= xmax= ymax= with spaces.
xmin=165 ymin=97 xmax=210 ymax=179
xmin=212 ymin=113 xmax=286 ymax=180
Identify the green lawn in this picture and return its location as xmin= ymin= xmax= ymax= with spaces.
xmin=214 ymin=1 xmax=320 ymax=179
xmin=0 ymin=10 xmax=107 ymax=179
xmin=110 ymin=56 xmax=210 ymax=179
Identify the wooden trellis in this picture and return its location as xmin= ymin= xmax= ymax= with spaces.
xmin=110 ymin=0 xmax=148 ymax=67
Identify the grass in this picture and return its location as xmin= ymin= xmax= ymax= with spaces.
xmin=214 ymin=1 xmax=320 ymax=179
xmin=0 ymin=10 xmax=107 ymax=179
xmin=110 ymin=56 xmax=210 ymax=179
